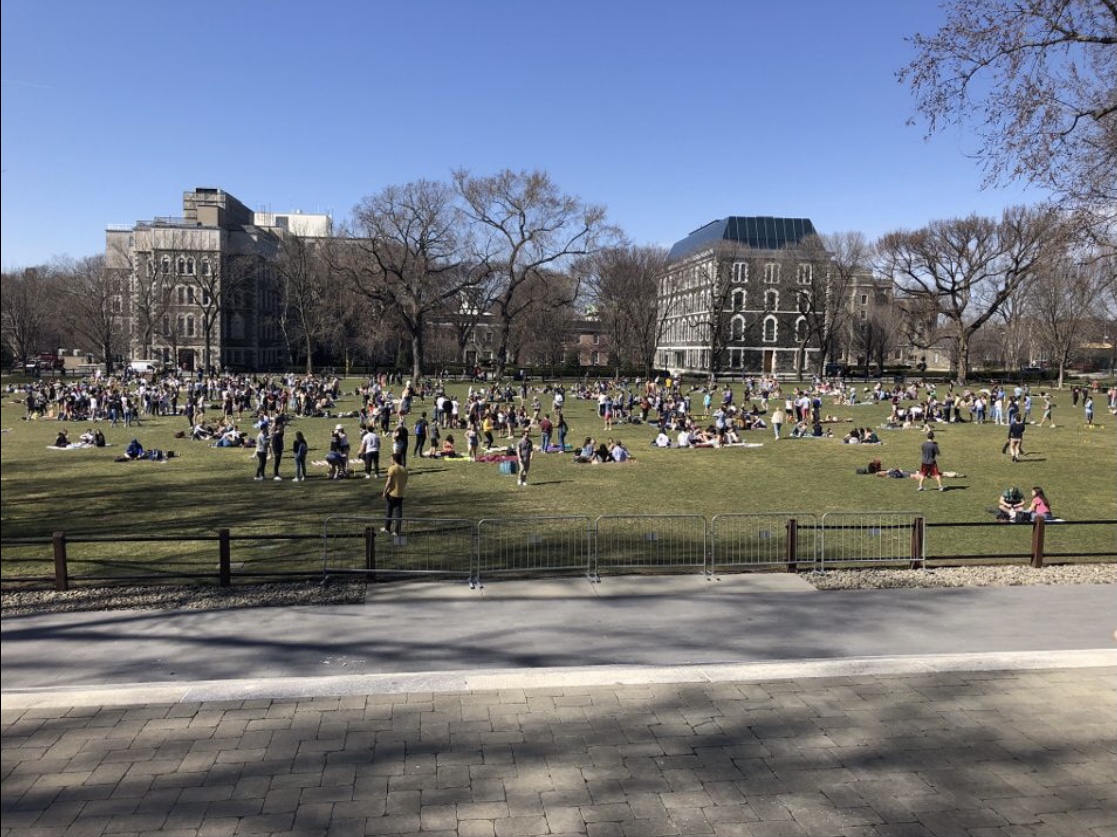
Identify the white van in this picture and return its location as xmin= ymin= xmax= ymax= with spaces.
xmin=128 ymin=359 xmax=161 ymax=374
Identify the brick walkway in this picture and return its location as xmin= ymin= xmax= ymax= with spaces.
xmin=3 ymin=658 xmax=1114 ymax=837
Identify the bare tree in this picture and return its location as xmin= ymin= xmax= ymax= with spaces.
xmin=272 ymin=232 xmax=341 ymax=375
xmin=900 ymin=0 xmax=1117 ymax=238
xmin=1026 ymin=248 xmax=1114 ymax=386
xmin=454 ymin=168 xmax=621 ymax=379
xmin=0 ymin=267 xmax=55 ymax=369
xmin=56 ymin=255 xmax=124 ymax=375
xmin=877 ymin=206 xmax=1064 ymax=383
xmin=585 ymin=245 xmax=671 ymax=377
xmin=340 ymin=179 xmax=480 ymax=382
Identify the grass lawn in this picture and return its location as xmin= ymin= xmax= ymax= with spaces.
xmin=2 ymin=376 xmax=1114 ymax=581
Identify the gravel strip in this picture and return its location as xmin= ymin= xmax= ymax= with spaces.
xmin=805 ymin=563 xmax=1115 ymax=590
xmin=2 ymin=565 xmax=1113 ymax=615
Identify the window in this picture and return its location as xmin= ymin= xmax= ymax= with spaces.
xmin=730 ymin=348 xmax=742 ymax=368
xmin=797 ymin=264 xmax=813 ymax=285
xmin=186 ymin=258 xmax=195 ymax=276
xmin=201 ymin=289 xmax=211 ymax=306
xmin=763 ymin=316 xmax=777 ymax=343
xmin=732 ymin=262 xmax=748 ymax=283
xmin=160 ymin=257 xmax=170 ymax=275
xmin=860 ymin=294 xmax=869 ymax=305
xmin=201 ymin=259 xmax=211 ymax=276
xmin=731 ymin=316 xmax=745 ymax=341
xmin=593 ymin=333 xmax=600 ymax=345
xmin=763 ymin=263 xmax=780 ymax=284
xmin=795 ymin=317 xmax=807 ymax=343
xmin=177 ymin=257 xmax=186 ymax=275
xmin=732 ymin=290 xmax=744 ymax=311
xmin=177 ymin=286 xmax=185 ymax=305
xmin=797 ymin=291 xmax=811 ymax=311
xmin=764 ymin=290 xmax=778 ymax=311
xmin=162 ymin=316 xmax=170 ymax=335
xmin=177 ymin=315 xmax=185 ymax=335
xmin=186 ymin=316 xmax=195 ymax=338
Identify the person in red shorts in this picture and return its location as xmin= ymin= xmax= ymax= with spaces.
xmin=917 ymin=430 xmax=944 ymax=491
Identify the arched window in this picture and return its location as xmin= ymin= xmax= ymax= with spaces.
xmin=795 ymin=316 xmax=807 ymax=343
xmin=160 ymin=257 xmax=171 ymax=275
xmin=765 ymin=290 xmax=778 ymax=311
xmin=176 ymin=257 xmax=186 ymax=275
xmin=732 ymin=290 xmax=745 ymax=311
xmin=731 ymin=315 xmax=745 ymax=341
xmin=201 ymin=259 xmax=211 ymax=276
xmin=763 ymin=316 xmax=777 ymax=343
xmin=186 ymin=258 xmax=195 ymax=275
xmin=186 ymin=316 xmax=195 ymax=338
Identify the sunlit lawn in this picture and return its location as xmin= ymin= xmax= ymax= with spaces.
xmin=2 ymin=375 xmax=1114 ymax=581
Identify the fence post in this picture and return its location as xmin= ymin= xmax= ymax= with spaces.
xmin=909 ymin=516 xmax=925 ymax=569
xmin=1030 ymin=517 xmax=1046 ymax=568
xmin=218 ymin=529 xmax=231 ymax=587
xmin=52 ymin=531 xmax=69 ymax=591
xmin=785 ymin=518 xmax=798 ymax=573
xmin=364 ymin=525 xmax=377 ymax=581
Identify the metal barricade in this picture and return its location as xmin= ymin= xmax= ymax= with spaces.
xmin=475 ymin=516 xmax=593 ymax=586
xmin=710 ymin=513 xmax=821 ymax=573
xmin=819 ymin=512 xmax=925 ymax=569
xmin=593 ymin=514 xmax=708 ymax=578
xmin=322 ymin=516 xmax=474 ymax=581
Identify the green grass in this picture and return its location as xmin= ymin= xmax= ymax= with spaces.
xmin=2 ymin=377 xmax=1114 ymax=582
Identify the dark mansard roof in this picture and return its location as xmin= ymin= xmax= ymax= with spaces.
xmin=667 ymin=216 xmax=818 ymax=262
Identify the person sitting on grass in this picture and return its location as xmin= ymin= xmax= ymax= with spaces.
xmin=996 ymin=487 xmax=1026 ymax=522
xmin=1026 ymin=486 xmax=1054 ymax=521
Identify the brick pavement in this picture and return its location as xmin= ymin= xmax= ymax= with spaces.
xmin=3 ymin=658 xmax=1114 ymax=837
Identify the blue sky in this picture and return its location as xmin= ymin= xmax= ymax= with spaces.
xmin=1 ymin=1 xmax=1046 ymax=270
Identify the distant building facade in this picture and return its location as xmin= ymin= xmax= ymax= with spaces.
xmin=656 ymin=217 xmax=824 ymax=377
xmin=106 ymin=187 xmax=330 ymax=372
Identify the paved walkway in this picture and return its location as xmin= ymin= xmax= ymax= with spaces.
xmin=3 ymin=578 xmax=1115 ymax=837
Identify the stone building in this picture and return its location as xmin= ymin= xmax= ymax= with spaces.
xmin=656 ymin=216 xmax=824 ymax=377
xmin=106 ymin=187 xmax=330 ymax=372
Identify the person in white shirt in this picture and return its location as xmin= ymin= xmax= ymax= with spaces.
xmin=358 ymin=426 xmax=381 ymax=478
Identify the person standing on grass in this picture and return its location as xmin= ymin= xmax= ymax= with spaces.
xmin=1084 ymin=395 xmax=1094 ymax=427
xmin=539 ymin=414 xmax=554 ymax=453
xmin=292 ymin=431 xmax=308 ymax=481
xmin=381 ymin=452 xmax=408 ymax=535
xmin=1007 ymin=413 xmax=1026 ymax=462
xmin=771 ymin=405 xmax=785 ymax=440
xmin=917 ymin=430 xmax=944 ymax=492
xmin=253 ymin=426 xmax=269 ymax=481
xmin=516 ymin=429 xmax=533 ymax=486
xmin=358 ymin=424 xmax=381 ymax=479
xmin=270 ymin=420 xmax=285 ymax=480
xmin=413 ymin=412 xmax=428 ymax=459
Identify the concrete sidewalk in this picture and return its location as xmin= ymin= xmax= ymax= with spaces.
xmin=2 ymin=578 xmax=1115 ymax=836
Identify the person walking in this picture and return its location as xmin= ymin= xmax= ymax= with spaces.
xmin=413 ymin=412 xmax=428 ymax=459
xmin=771 ymin=406 xmax=785 ymax=440
xmin=916 ymin=430 xmax=944 ymax=491
xmin=516 ymin=429 xmax=533 ymax=487
xmin=381 ymin=452 xmax=408 ymax=536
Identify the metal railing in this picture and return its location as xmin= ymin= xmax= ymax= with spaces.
xmin=3 ymin=515 xmax=1113 ymax=592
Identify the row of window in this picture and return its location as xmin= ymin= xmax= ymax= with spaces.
xmin=662 ymin=313 xmax=808 ymax=345
xmin=151 ymin=256 xmax=214 ymax=278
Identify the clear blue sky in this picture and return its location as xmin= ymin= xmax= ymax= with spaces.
xmin=1 ymin=0 xmax=1045 ymax=270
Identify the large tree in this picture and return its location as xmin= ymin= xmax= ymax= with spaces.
xmin=1026 ymin=247 xmax=1115 ymax=385
xmin=454 ymin=168 xmax=621 ymax=378
xmin=0 ymin=267 xmax=55 ymax=369
xmin=877 ymin=206 xmax=1065 ymax=383
xmin=272 ymin=232 xmax=342 ymax=375
xmin=900 ymin=0 xmax=1116 ymax=241
xmin=340 ymin=179 xmax=482 ymax=382
xmin=57 ymin=255 xmax=124 ymax=375
xmin=585 ymin=245 xmax=671 ymax=377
